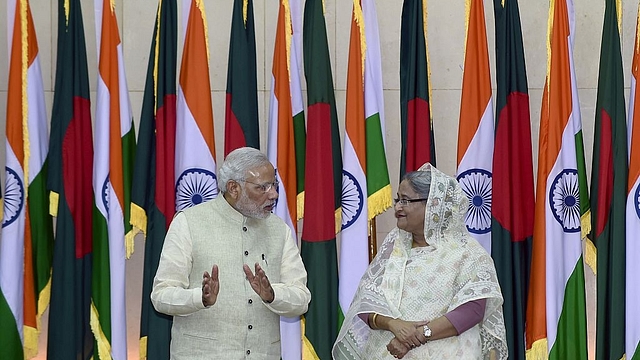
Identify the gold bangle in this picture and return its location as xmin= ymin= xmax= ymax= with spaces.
xmin=371 ymin=313 xmax=379 ymax=329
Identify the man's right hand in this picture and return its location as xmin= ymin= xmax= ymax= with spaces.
xmin=202 ymin=265 xmax=219 ymax=307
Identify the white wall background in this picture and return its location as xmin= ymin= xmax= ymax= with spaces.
xmin=2 ymin=0 xmax=633 ymax=358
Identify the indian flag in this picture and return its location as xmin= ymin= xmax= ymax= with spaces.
xmin=626 ymin=5 xmax=640 ymax=358
xmin=0 ymin=0 xmax=53 ymax=358
xmin=175 ymin=0 xmax=217 ymax=211
xmin=340 ymin=0 xmax=392 ymax=327
xmin=91 ymin=0 xmax=135 ymax=358
xmin=525 ymin=0 xmax=589 ymax=358
xmin=456 ymin=0 xmax=494 ymax=254
xmin=267 ymin=0 xmax=306 ymax=357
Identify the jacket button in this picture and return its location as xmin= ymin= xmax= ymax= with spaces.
xmin=243 ymin=226 xmax=247 ymax=231
xmin=248 ymin=299 xmax=253 ymax=304
xmin=246 ymin=350 xmax=250 ymax=355
xmin=248 ymin=325 xmax=253 ymax=330
xmin=244 ymin=251 xmax=249 ymax=256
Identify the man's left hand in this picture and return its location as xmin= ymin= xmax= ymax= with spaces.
xmin=243 ymin=263 xmax=275 ymax=303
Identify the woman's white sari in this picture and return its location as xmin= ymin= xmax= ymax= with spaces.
xmin=332 ymin=164 xmax=507 ymax=360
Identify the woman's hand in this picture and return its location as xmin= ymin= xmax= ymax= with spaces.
xmin=387 ymin=319 xmax=428 ymax=348
xmin=387 ymin=337 xmax=410 ymax=359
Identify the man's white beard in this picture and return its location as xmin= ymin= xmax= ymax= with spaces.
xmin=235 ymin=191 xmax=271 ymax=219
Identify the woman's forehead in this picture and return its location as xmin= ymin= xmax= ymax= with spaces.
xmin=397 ymin=180 xmax=419 ymax=196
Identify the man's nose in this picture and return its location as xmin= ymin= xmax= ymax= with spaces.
xmin=267 ymin=185 xmax=278 ymax=199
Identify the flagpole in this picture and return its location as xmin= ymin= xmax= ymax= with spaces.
xmin=369 ymin=217 xmax=377 ymax=262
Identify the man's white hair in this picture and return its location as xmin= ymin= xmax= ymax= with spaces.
xmin=218 ymin=147 xmax=271 ymax=193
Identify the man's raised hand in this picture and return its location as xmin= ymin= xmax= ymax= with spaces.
xmin=243 ymin=263 xmax=274 ymax=303
xmin=202 ymin=265 xmax=219 ymax=307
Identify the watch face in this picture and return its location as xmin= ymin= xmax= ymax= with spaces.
xmin=423 ymin=325 xmax=432 ymax=338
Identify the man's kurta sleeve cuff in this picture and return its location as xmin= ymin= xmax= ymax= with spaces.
xmin=193 ymin=287 xmax=207 ymax=310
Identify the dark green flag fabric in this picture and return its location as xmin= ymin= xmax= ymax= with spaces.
xmin=591 ymin=0 xmax=628 ymax=359
xmin=130 ymin=1 xmax=178 ymax=358
xmin=224 ymin=0 xmax=260 ymax=155
xmin=301 ymin=0 xmax=342 ymax=357
xmin=47 ymin=0 xmax=94 ymax=357
xmin=492 ymin=0 xmax=534 ymax=359
xmin=400 ymin=0 xmax=436 ymax=177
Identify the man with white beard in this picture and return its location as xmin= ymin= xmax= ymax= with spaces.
xmin=152 ymin=147 xmax=311 ymax=359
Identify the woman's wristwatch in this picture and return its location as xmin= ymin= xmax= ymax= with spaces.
xmin=423 ymin=324 xmax=432 ymax=340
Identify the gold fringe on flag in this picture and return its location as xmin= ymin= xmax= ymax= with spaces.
xmin=423 ymin=0 xmax=434 ymax=126
xmin=25 ymin=276 xmax=53 ymax=357
xmin=49 ymin=191 xmax=59 ymax=217
xmin=463 ymin=0 xmax=470 ymax=57
xmin=367 ymin=184 xmax=392 ymax=220
xmin=301 ymin=317 xmax=321 ymax=360
xmin=525 ymin=338 xmax=548 ymax=360
xmin=130 ymin=202 xmax=148 ymax=237
xmin=125 ymin=228 xmax=136 ymax=259
xmin=90 ymin=302 xmax=113 ymax=360
xmin=636 ymin=3 xmax=640 ymax=54
xmin=153 ymin=0 xmax=162 ymax=115
xmin=64 ymin=0 xmax=70 ymax=26
xmin=243 ymin=0 xmax=248 ymax=26
xmin=545 ymin=0 xmax=554 ymax=101
xmin=195 ymin=0 xmax=211 ymax=64
xmin=352 ymin=0 xmax=366 ymax=80
xmin=21 ymin=0 xmax=30 ymax=193
xmin=584 ymin=238 xmax=597 ymax=274
xmin=23 ymin=328 xmax=38 ymax=359
xmin=283 ymin=0 xmax=292 ymax=76
xmin=140 ymin=337 xmax=148 ymax=360
xmin=297 ymin=191 xmax=305 ymax=221
xmin=616 ymin=0 xmax=622 ymax=36
xmin=582 ymin=209 xmax=595 ymax=273
xmin=335 ymin=207 xmax=342 ymax=235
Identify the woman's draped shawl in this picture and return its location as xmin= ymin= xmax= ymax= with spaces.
xmin=332 ymin=164 xmax=507 ymax=359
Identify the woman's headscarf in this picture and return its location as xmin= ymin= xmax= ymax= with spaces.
xmin=332 ymin=163 xmax=507 ymax=359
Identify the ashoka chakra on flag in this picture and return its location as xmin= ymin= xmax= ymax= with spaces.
xmin=2 ymin=166 xmax=24 ymax=228
xmin=341 ymin=170 xmax=364 ymax=231
xmin=549 ymin=169 xmax=581 ymax=233
xmin=176 ymin=168 xmax=218 ymax=211
xmin=457 ymin=168 xmax=492 ymax=235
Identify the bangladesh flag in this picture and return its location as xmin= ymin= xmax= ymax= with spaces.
xmin=400 ymin=0 xmax=436 ymax=177
xmin=47 ymin=0 xmax=95 ymax=357
xmin=130 ymin=0 xmax=177 ymax=358
xmin=301 ymin=0 xmax=342 ymax=357
xmin=491 ymin=0 xmax=534 ymax=359
xmin=591 ymin=0 xmax=628 ymax=358
xmin=224 ymin=0 xmax=260 ymax=155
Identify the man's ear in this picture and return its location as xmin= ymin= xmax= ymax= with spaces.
xmin=226 ymin=180 xmax=241 ymax=199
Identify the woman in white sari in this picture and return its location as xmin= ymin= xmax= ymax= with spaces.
xmin=333 ymin=163 xmax=507 ymax=359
